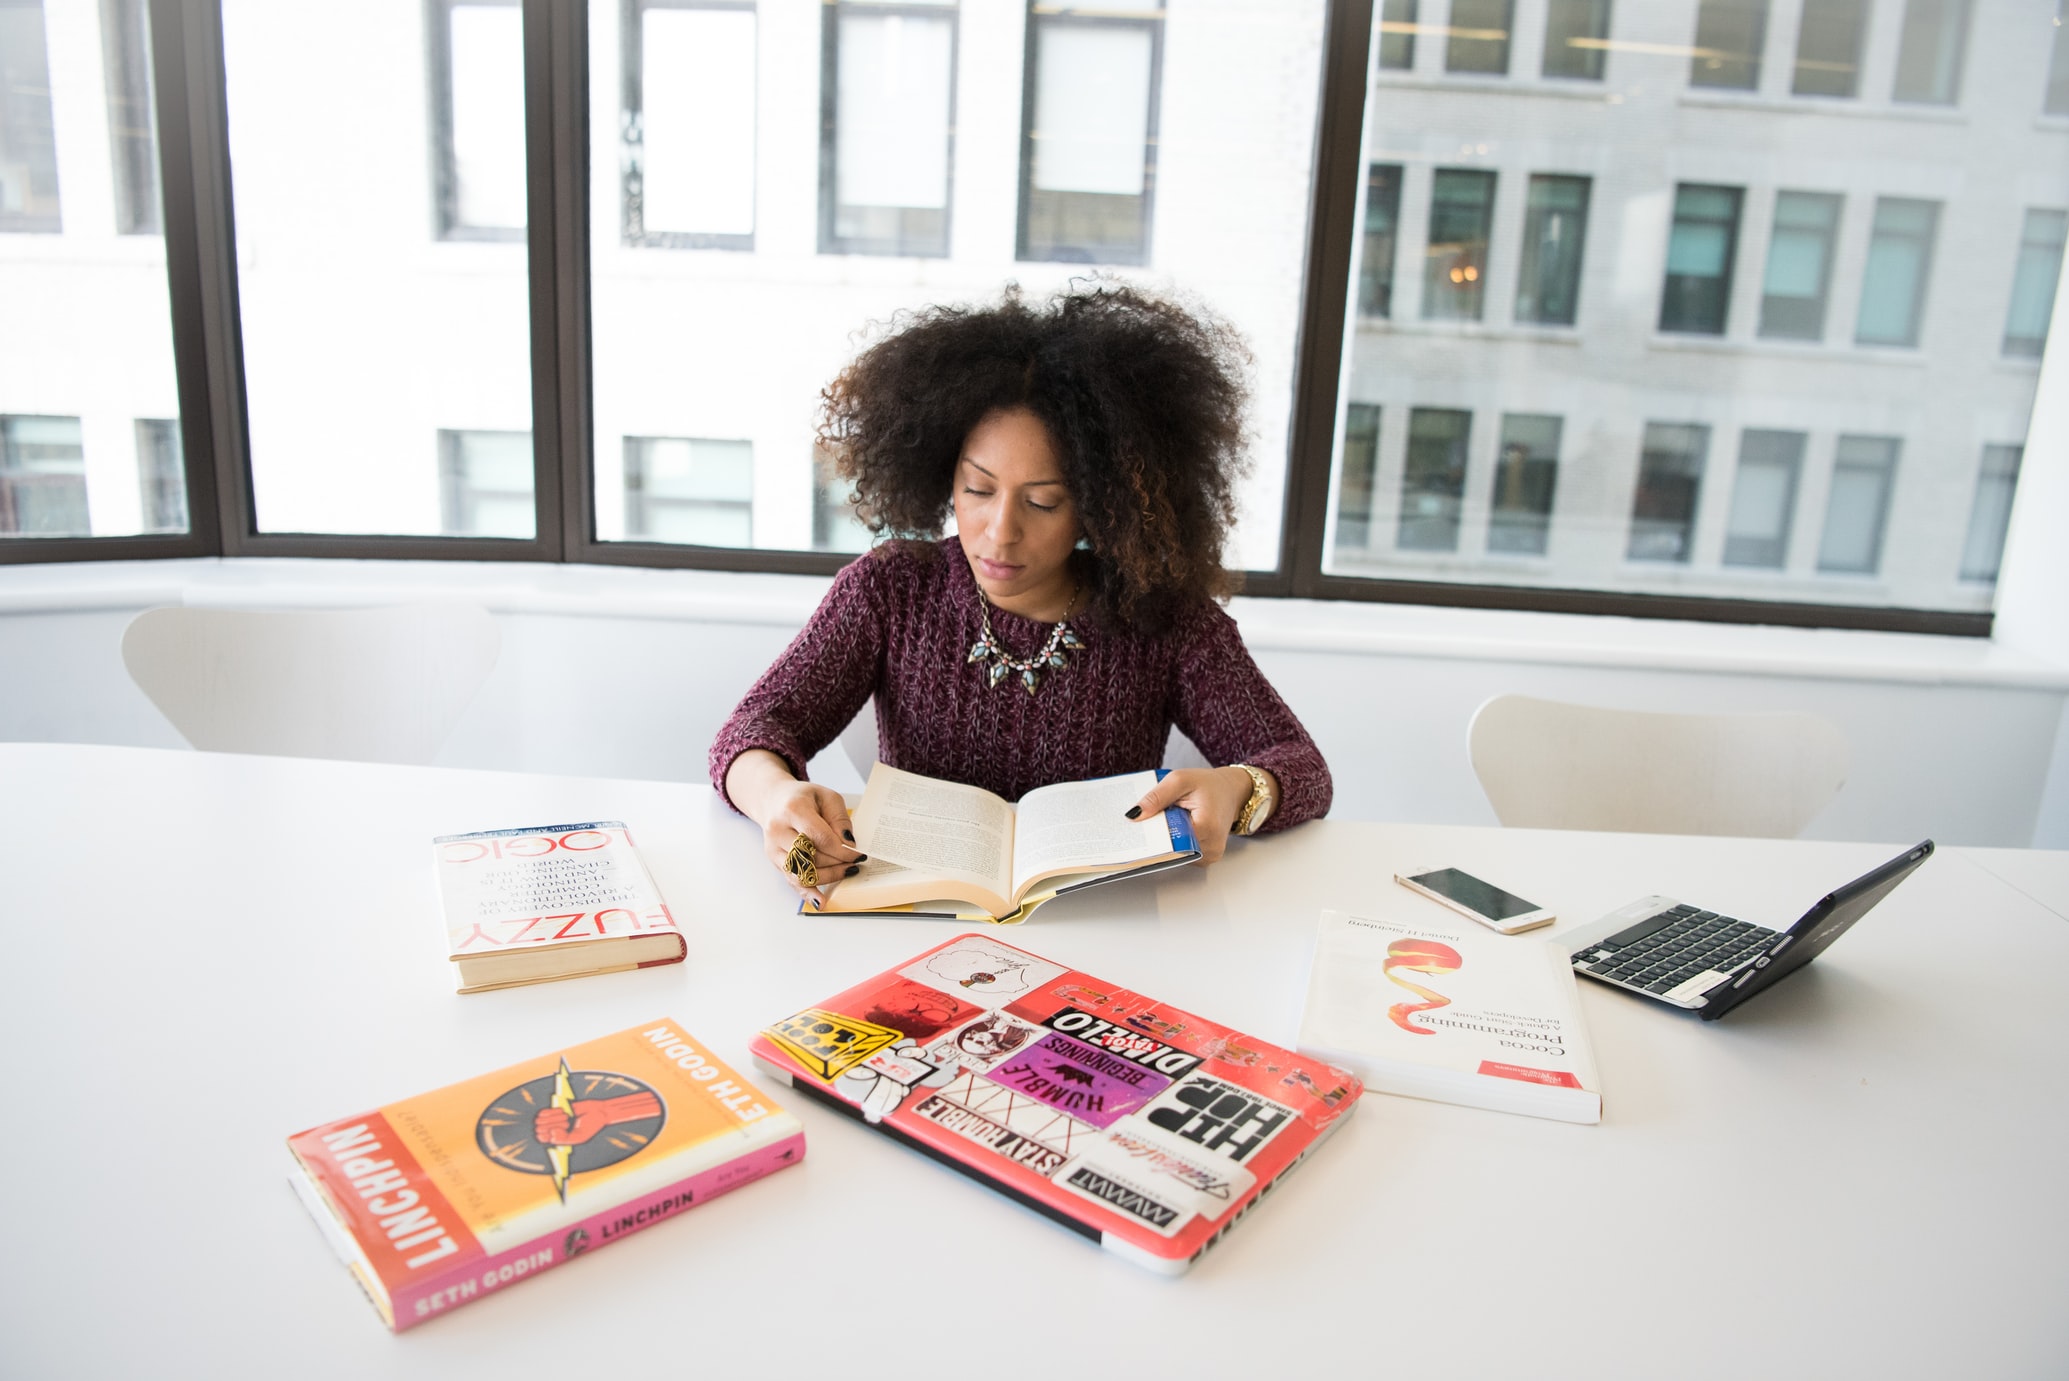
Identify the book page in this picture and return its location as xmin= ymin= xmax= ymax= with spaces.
xmin=852 ymin=765 xmax=1015 ymax=903
xmin=1009 ymin=770 xmax=1174 ymax=898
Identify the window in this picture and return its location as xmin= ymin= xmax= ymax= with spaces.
xmin=1660 ymin=184 xmax=1742 ymax=335
xmin=101 ymin=0 xmax=161 ymax=235
xmin=1515 ymin=175 xmax=1589 ymax=326
xmin=1759 ymin=191 xmax=1841 ymax=341
xmin=1378 ymin=0 xmax=1416 ymax=71
xmin=431 ymin=0 xmax=527 ymax=240
xmin=224 ymin=2 xmax=533 ymax=539
xmin=439 ymin=431 xmax=534 ymax=538
xmin=1855 ymin=197 xmax=1939 ymax=348
xmin=1019 ymin=3 xmax=1162 ymax=266
xmin=0 ymin=416 xmax=88 ymax=536
xmin=2049 ymin=0 xmax=2069 ymax=114
xmin=1489 ymin=415 xmax=1559 ymax=555
xmin=0 ymin=0 xmax=61 ymax=232
xmin=1399 ymin=409 xmax=1470 ymax=552
xmin=1424 ymin=169 xmax=1495 ymax=321
xmin=1722 ymin=429 xmax=1803 ymax=568
xmin=822 ymin=0 xmax=956 ymax=258
xmin=1542 ymin=0 xmax=1610 ymax=80
xmin=1892 ymin=0 xmax=1969 ymax=105
xmin=1792 ymin=0 xmax=1866 ymax=98
xmin=1690 ymin=0 xmax=1768 ymax=90
xmin=137 ymin=420 xmax=186 ymax=533
xmin=1628 ymin=423 xmax=1707 ymax=563
xmin=2003 ymin=208 xmax=2067 ymax=358
xmin=1446 ymin=0 xmax=1513 ymax=74
xmin=1358 ymin=165 xmax=1402 ymax=318
xmin=1817 ymin=435 xmax=1897 ymax=574
xmin=624 ymin=437 xmax=753 ymax=545
xmin=1959 ymin=445 xmax=2021 ymax=582
xmin=622 ymin=1 xmax=756 ymax=250
xmin=1333 ymin=404 xmax=1383 ymax=553
xmin=813 ymin=449 xmax=870 ymax=554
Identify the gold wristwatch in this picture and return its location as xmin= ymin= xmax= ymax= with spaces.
xmin=1232 ymin=764 xmax=1274 ymax=836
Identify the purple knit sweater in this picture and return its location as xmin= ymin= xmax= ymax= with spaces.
xmin=708 ymin=538 xmax=1331 ymax=832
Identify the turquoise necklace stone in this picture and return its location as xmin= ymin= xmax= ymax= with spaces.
xmin=966 ymin=587 xmax=1083 ymax=696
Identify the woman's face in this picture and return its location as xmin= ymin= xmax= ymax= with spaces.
xmin=953 ymin=406 xmax=1083 ymax=618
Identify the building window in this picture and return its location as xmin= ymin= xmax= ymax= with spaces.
xmin=623 ymin=436 xmax=753 ymax=546
xmin=1423 ymin=169 xmax=1495 ymax=321
xmin=813 ymin=446 xmax=871 ymax=553
xmin=1018 ymin=3 xmax=1162 ymax=266
xmin=0 ymin=0 xmax=61 ymax=232
xmin=0 ymin=415 xmax=88 ymax=537
xmin=1515 ymin=174 xmax=1590 ymax=326
xmin=1816 ymin=435 xmax=1897 ymax=574
xmin=431 ymin=0 xmax=527 ymax=240
xmin=1489 ymin=414 xmax=1559 ymax=555
xmin=1358 ymin=164 xmax=1402 ymax=318
xmin=1378 ymin=0 xmax=1417 ymax=70
xmin=1792 ymin=0 xmax=1866 ymax=97
xmin=1542 ymin=0 xmax=1610 ymax=80
xmin=821 ymin=0 xmax=957 ymax=258
xmin=1660 ymin=183 xmax=1743 ymax=335
xmin=1446 ymin=0 xmax=1513 ymax=74
xmin=1399 ymin=407 xmax=1470 ymax=552
xmin=2048 ymin=0 xmax=2069 ymax=114
xmin=136 ymin=419 xmax=186 ymax=533
xmin=1758 ymin=191 xmax=1841 ymax=341
xmin=438 ymin=430 xmax=534 ymax=538
xmin=1689 ymin=0 xmax=1768 ymax=90
xmin=1959 ymin=445 xmax=2021 ymax=582
xmin=1855 ymin=196 xmax=1939 ymax=347
xmin=1722 ymin=429 xmax=1804 ymax=568
xmin=2003 ymin=208 xmax=2066 ymax=358
xmin=1628 ymin=422 xmax=1708 ymax=563
xmin=101 ymin=0 xmax=161 ymax=234
xmin=1333 ymin=404 xmax=1383 ymax=552
xmin=1892 ymin=0 xmax=1969 ymax=105
xmin=621 ymin=1 xmax=756 ymax=250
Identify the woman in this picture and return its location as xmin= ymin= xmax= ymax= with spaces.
xmin=710 ymin=282 xmax=1331 ymax=901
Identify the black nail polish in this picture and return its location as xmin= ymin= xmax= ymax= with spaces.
xmin=845 ymin=865 xmax=860 ymax=877
xmin=1124 ymin=806 xmax=1142 ymax=819
xmin=843 ymin=830 xmax=855 ymax=842
xmin=855 ymin=853 xmax=869 ymax=862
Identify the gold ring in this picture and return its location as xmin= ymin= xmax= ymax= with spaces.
xmin=782 ymin=832 xmax=817 ymax=889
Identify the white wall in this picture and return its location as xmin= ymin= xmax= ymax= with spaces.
xmin=4 ymin=556 xmax=2063 ymax=848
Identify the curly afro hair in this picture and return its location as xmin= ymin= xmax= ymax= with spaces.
xmin=818 ymin=280 xmax=1253 ymax=628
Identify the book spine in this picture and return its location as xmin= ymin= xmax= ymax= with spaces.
xmin=386 ymin=1130 xmax=805 ymax=1331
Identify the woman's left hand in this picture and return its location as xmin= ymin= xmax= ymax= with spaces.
xmin=1126 ymin=766 xmax=1268 ymax=866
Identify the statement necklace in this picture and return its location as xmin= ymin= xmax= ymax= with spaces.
xmin=966 ymin=586 xmax=1083 ymax=696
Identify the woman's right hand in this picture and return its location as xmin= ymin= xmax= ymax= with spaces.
xmin=725 ymin=750 xmax=868 ymax=906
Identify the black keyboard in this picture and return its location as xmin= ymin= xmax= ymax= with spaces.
xmin=1572 ymin=904 xmax=1778 ymax=998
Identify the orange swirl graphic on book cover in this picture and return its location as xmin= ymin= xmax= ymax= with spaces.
xmin=1384 ymin=939 xmax=1462 ymax=1033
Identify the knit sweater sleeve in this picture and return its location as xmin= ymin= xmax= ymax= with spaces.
xmin=707 ymin=553 xmax=888 ymax=812
xmin=1169 ymin=602 xmax=1332 ymax=832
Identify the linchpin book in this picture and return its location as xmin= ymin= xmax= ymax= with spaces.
xmin=749 ymin=933 xmax=1362 ymax=1274
xmin=1297 ymin=909 xmax=1603 ymax=1124
xmin=287 ymin=1020 xmax=803 ymax=1331
xmin=435 ymin=822 xmax=686 ymax=992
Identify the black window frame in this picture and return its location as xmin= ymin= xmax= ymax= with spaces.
xmin=1 ymin=0 xmax=1999 ymax=638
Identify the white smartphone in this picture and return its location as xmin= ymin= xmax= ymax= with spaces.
xmin=1394 ymin=866 xmax=1556 ymax=934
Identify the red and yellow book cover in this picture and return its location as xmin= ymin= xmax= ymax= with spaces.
xmin=749 ymin=935 xmax=1361 ymax=1274
xmin=287 ymin=1020 xmax=804 ymax=1330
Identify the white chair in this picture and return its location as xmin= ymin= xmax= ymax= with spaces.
xmin=1467 ymin=694 xmax=1849 ymax=838
xmin=121 ymin=604 xmax=501 ymax=765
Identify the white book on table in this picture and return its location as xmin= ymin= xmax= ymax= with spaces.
xmin=1296 ymin=908 xmax=1602 ymax=1124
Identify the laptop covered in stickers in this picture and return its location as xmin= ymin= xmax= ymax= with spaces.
xmin=748 ymin=933 xmax=1364 ymax=1274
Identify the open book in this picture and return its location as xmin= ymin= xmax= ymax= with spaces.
xmin=821 ymin=765 xmax=1198 ymax=922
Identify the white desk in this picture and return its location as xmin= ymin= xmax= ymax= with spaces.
xmin=2 ymin=743 xmax=2064 ymax=1378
